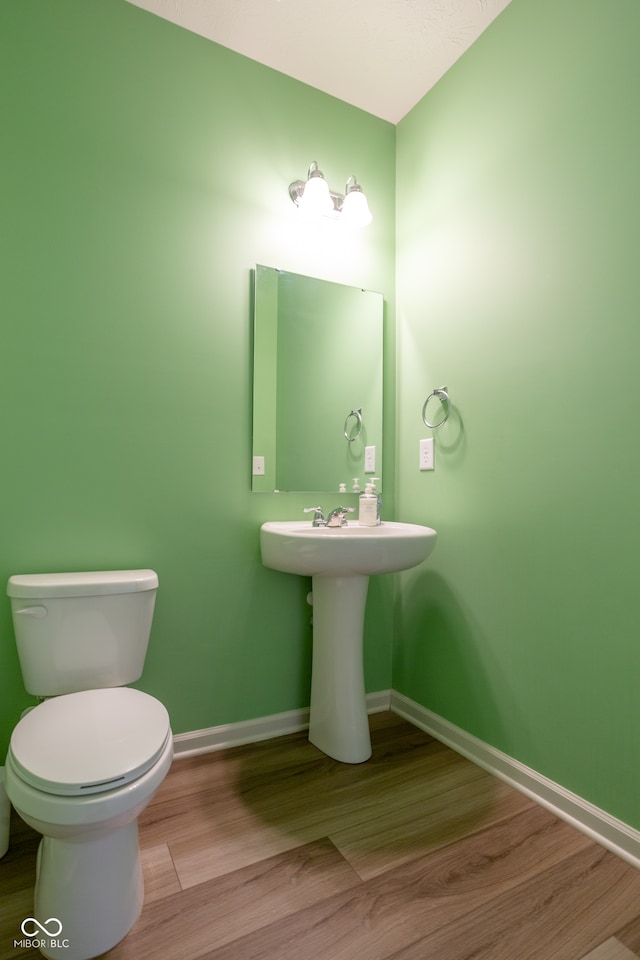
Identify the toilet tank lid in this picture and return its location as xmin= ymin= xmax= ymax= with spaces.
xmin=7 ymin=569 xmax=159 ymax=598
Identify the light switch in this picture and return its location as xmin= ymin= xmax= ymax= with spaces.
xmin=252 ymin=456 xmax=265 ymax=476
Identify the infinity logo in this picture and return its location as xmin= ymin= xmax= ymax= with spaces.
xmin=21 ymin=917 xmax=63 ymax=937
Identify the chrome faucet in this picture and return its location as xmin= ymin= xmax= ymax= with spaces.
xmin=326 ymin=506 xmax=355 ymax=527
xmin=303 ymin=506 xmax=326 ymax=527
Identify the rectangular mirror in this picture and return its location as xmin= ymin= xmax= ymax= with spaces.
xmin=252 ymin=266 xmax=384 ymax=493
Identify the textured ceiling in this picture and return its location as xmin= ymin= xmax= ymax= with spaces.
xmin=125 ymin=0 xmax=511 ymax=123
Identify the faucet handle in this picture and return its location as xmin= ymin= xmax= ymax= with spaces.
xmin=303 ymin=506 xmax=326 ymax=527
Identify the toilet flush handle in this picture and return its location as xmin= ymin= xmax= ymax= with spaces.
xmin=14 ymin=605 xmax=48 ymax=619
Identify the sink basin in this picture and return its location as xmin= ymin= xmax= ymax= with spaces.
xmin=260 ymin=520 xmax=437 ymax=577
xmin=260 ymin=519 xmax=437 ymax=764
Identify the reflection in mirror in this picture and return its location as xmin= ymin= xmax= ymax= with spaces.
xmin=252 ymin=266 xmax=383 ymax=493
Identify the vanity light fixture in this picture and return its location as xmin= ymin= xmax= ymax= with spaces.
xmin=289 ymin=162 xmax=373 ymax=227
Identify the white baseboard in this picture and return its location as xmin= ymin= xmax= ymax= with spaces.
xmin=172 ymin=689 xmax=391 ymax=759
xmin=390 ymin=690 xmax=640 ymax=872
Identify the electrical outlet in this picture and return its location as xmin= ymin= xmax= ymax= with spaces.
xmin=419 ymin=438 xmax=434 ymax=471
xmin=364 ymin=445 xmax=376 ymax=473
xmin=252 ymin=456 xmax=265 ymax=476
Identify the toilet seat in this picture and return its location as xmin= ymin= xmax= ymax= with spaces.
xmin=9 ymin=687 xmax=171 ymax=796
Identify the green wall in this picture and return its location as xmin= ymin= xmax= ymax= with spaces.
xmin=394 ymin=0 xmax=640 ymax=828
xmin=0 ymin=0 xmax=396 ymax=756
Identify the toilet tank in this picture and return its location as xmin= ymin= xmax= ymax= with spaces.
xmin=7 ymin=570 xmax=159 ymax=697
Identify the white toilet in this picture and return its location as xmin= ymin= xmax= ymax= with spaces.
xmin=4 ymin=569 xmax=173 ymax=960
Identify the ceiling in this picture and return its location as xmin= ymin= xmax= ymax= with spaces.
xmin=124 ymin=0 xmax=512 ymax=124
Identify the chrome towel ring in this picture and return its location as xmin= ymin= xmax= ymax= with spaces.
xmin=344 ymin=408 xmax=363 ymax=442
xmin=422 ymin=387 xmax=450 ymax=429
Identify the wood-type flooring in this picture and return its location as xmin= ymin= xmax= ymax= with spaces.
xmin=2 ymin=712 xmax=640 ymax=959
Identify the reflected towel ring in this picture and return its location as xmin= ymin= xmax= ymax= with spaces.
xmin=422 ymin=387 xmax=450 ymax=429
xmin=344 ymin=408 xmax=363 ymax=442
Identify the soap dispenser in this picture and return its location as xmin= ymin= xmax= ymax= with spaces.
xmin=358 ymin=483 xmax=377 ymax=526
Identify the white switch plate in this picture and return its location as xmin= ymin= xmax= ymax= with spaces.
xmin=364 ymin=445 xmax=376 ymax=473
xmin=252 ymin=456 xmax=265 ymax=476
xmin=419 ymin=438 xmax=434 ymax=471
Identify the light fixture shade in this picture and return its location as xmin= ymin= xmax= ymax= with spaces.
xmin=341 ymin=184 xmax=372 ymax=227
xmin=298 ymin=168 xmax=334 ymax=218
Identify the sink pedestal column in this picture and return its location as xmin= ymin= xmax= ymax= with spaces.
xmin=308 ymin=574 xmax=371 ymax=764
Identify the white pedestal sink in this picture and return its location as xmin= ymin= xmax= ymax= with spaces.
xmin=260 ymin=520 xmax=437 ymax=763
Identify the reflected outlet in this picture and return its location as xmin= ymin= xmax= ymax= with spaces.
xmin=364 ymin=445 xmax=376 ymax=473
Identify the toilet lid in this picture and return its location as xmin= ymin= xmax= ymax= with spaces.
xmin=9 ymin=687 xmax=171 ymax=796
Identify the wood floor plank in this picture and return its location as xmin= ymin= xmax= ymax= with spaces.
xmin=617 ymin=915 xmax=640 ymax=956
xmin=386 ymin=845 xmax=640 ymax=960
xmin=578 ymin=938 xmax=640 ymax=960
xmin=140 ymin=843 xmax=181 ymax=903
xmin=169 ymin=811 xmax=314 ymax=889
xmin=194 ymin=805 xmax=592 ymax=960
xmin=331 ymin=772 xmax=534 ymax=880
xmin=104 ymin=839 xmax=360 ymax=960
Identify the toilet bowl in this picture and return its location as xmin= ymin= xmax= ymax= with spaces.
xmin=5 ymin=687 xmax=173 ymax=960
